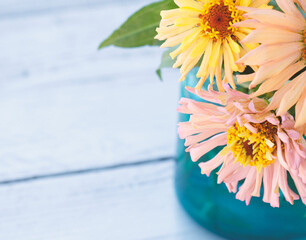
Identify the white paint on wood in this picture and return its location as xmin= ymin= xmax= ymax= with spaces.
xmin=0 ymin=1 xmax=223 ymax=239
xmin=0 ymin=69 xmax=179 ymax=181
xmin=0 ymin=0 xmax=152 ymax=17
xmin=0 ymin=2 xmax=181 ymax=181
xmin=0 ymin=3 xmax=162 ymax=88
xmin=0 ymin=161 xmax=223 ymax=240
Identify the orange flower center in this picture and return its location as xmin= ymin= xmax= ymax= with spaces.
xmin=199 ymin=0 xmax=242 ymax=40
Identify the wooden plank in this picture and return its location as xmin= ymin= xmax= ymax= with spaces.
xmin=0 ymin=69 xmax=179 ymax=181
xmin=0 ymin=0 xmax=152 ymax=17
xmin=0 ymin=161 xmax=223 ymax=240
xmin=0 ymin=2 xmax=163 ymax=86
xmin=0 ymin=2 xmax=181 ymax=181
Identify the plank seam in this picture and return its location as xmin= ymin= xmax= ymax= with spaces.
xmin=0 ymin=156 xmax=175 ymax=185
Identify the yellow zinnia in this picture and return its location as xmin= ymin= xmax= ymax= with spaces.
xmin=155 ymin=0 xmax=270 ymax=91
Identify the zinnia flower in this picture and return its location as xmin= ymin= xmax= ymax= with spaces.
xmin=178 ymin=85 xmax=306 ymax=207
xmin=155 ymin=0 xmax=271 ymax=91
xmin=235 ymin=0 xmax=306 ymax=129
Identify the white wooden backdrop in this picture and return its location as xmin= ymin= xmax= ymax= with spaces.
xmin=0 ymin=1 xmax=224 ymax=239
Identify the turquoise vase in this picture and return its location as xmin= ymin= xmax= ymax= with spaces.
xmin=175 ymin=68 xmax=306 ymax=240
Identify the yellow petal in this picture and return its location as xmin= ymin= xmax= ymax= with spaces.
xmin=174 ymin=0 xmax=204 ymax=10
xmin=223 ymin=41 xmax=239 ymax=71
xmin=190 ymin=37 xmax=209 ymax=58
xmin=227 ymin=37 xmax=241 ymax=54
xmin=175 ymin=17 xmax=200 ymax=27
xmin=209 ymin=39 xmax=221 ymax=67
xmin=181 ymin=28 xmax=202 ymax=50
xmin=196 ymin=39 xmax=213 ymax=78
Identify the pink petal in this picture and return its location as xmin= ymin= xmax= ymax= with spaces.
xmin=276 ymin=0 xmax=304 ymax=20
xmin=298 ymin=159 xmax=306 ymax=184
xmin=290 ymin=172 xmax=306 ymax=205
xmin=223 ymin=165 xmax=251 ymax=183
xmin=251 ymin=171 xmax=263 ymax=197
xmin=263 ymin=166 xmax=273 ymax=203
xmin=265 ymin=116 xmax=280 ymax=125
xmin=177 ymin=122 xmax=201 ymax=139
xmin=292 ymin=140 xmax=306 ymax=159
xmin=277 ymin=74 xmax=306 ymax=116
xmin=279 ymin=167 xmax=300 ymax=204
xmin=266 ymin=79 xmax=295 ymax=113
xmin=249 ymin=51 xmax=301 ymax=88
xmin=285 ymin=142 xmax=300 ymax=170
xmin=237 ymin=42 xmax=302 ymax=66
xmin=243 ymin=9 xmax=304 ymax=32
xmin=225 ymin=182 xmax=238 ymax=193
xmin=262 ymin=164 xmax=280 ymax=207
xmin=295 ymin=86 xmax=306 ymax=128
xmin=236 ymin=168 xmax=257 ymax=205
xmin=184 ymin=128 xmax=225 ymax=146
xmin=198 ymin=152 xmax=226 ymax=177
xmin=275 ymin=136 xmax=289 ymax=170
xmin=189 ymin=133 xmax=227 ymax=162
xmin=233 ymin=18 xmax=267 ymax=29
xmin=244 ymin=122 xmax=258 ymax=133
xmin=186 ymin=87 xmax=224 ymax=104
xmin=217 ymin=161 xmax=241 ymax=184
xmin=241 ymin=28 xmax=302 ymax=44
xmin=295 ymin=0 xmax=306 ymax=12
xmin=223 ymin=83 xmax=249 ymax=98
xmin=286 ymin=129 xmax=300 ymax=140
xmin=251 ymin=62 xmax=305 ymax=97
xmin=248 ymin=100 xmax=257 ymax=112
xmin=237 ymin=73 xmax=255 ymax=83
xmin=178 ymin=97 xmax=219 ymax=115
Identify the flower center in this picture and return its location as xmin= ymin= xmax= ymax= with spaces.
xmin=227 ymin=121 xmax=278 ymax=172
xmin=199 ymin=0 xmax=242 ymax=40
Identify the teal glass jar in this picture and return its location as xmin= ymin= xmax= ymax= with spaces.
xmin=175 ymin=68 xmax=306 ymax=240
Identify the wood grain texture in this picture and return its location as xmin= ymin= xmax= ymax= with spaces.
xmin=0 ymin=1 xmax=224 ymax=239
xmin=0 ymin=2 xmax=180 ymax=181
xmin=0 ymin=0 xmax=152 ymax=17
xmin=0 ymin=2 xmax=162 ymax=87
xmin=0 ymin=161 xmax=223 ymax=240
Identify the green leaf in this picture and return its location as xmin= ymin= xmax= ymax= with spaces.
xmin=99 ymin=0 xmax=177 ymax=49
xmin=156 ymin=48 xmax=176 ymax=80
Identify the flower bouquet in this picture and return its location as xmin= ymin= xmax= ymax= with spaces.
xmin=100 ymin=0 xmax=306 ymax=239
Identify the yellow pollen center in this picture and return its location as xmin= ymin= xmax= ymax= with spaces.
xmin=199 ymin=0 xmax=242 ymax=40
xmin=227 ymin=121 xmax=278 ymax=173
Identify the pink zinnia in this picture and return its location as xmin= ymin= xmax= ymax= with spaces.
xmin=178 ymin=85 xmax=306 ymax=207
xmin=234 ymin=0 xmax=306 ymax=131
